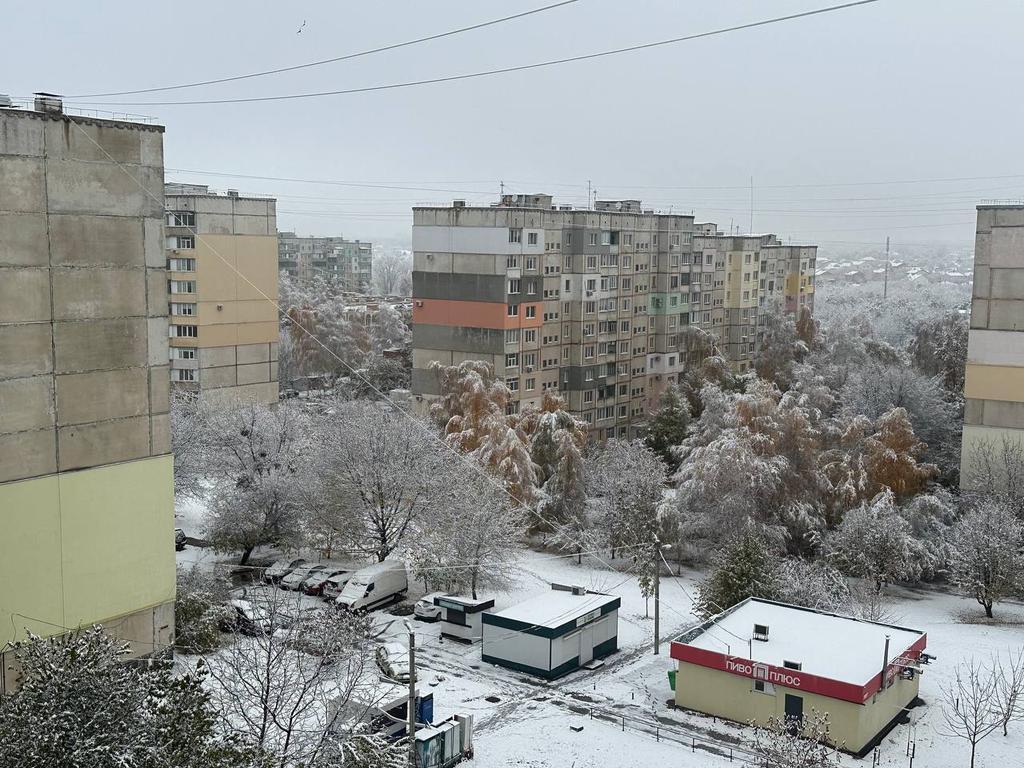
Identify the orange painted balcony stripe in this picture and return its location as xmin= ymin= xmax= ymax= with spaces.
xmin=413 ymin=298 xmax=542 ymax=330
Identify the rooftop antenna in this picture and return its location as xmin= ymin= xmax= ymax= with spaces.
xmin=749 ymin=175 xmax=754 ymax=234
xmin=587 ymin=180 xmax=592 ymax=210
xmin=500 ymin=180 xmax=505 ymax=198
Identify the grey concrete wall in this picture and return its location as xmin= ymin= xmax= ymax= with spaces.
xmin=0 ymin=109 xmax=169 ymax=483
xmin=413 ymin=271 xmax=505 ymax=302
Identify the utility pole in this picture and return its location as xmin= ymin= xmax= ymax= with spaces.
xmin=405 ymin=621 xmax=417 ymax=767
xmin=883 ymin=236 xmax=890 ymax=300
xmin=587 ymin=179 xmax=592 ymax=210
xmin=653 ymin=543 xmax=661 ymax=655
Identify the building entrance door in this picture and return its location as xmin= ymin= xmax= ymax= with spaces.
xmin=784 ymin=694 xmax=804 ymax=734
xmin=579 ymin=626 xmax=594 ymax=665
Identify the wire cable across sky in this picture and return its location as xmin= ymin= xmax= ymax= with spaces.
xmin=70 ymin=0 xmax=881 ymax=106
xmin=66 ymin=0 xmax=581 ymax=98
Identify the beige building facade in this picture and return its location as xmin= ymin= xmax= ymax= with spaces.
xmin=165 ymin=183 xmax=279 ymax=403
xmin=961 ymin=204 xmax=1024 ymax=489
xmin=0 ymin=98 xmax=175 ymax=690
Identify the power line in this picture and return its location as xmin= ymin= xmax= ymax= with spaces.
xmin=67 ymin=0 xmax=581 ymax=99
xmin=70 ymin=1 xmax=882 ymax=106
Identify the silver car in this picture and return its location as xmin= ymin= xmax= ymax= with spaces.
xmin=280 ymin=563 xmax=324 ymax=591
xmin=414 ymin=592 xmax=449 ymax=621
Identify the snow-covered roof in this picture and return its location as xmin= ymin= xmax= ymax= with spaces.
xmin=489 ymin=588 xmax=619 ymax=630
xmin=677 ymin=598 xmax=925 ymax=686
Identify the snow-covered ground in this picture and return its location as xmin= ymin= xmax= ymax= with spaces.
xmin=177 ymin=496 xmax=1024 ymax=767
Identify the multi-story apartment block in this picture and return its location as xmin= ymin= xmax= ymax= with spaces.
xmin=960 ymin=204 xmax=1024 ymax=490
xmin=164 ymin=183 xmax=279 ymax=404
xmin=0 ymin=97 xmax=175 ymax=688
xmin=411 ymin=195 xmax=816 ymax=438
xmin=277 ymin=232 xmax=373 ymax=292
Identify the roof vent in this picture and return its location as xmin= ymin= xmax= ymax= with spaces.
xmin=453 ymin=199 xmax=466 ymax=208
xmin=753 ymin=623 xmax=769 ymax=642
xmin=227 ymin=189 xmax=239 ymax=198
xmin=33 ymin=92 xmax=63 ymax=114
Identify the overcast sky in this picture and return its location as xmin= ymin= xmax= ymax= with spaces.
xmin=4 ymin=0 xmax=1023 ymax=252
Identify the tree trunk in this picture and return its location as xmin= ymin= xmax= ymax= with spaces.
xmin=471 ymin=570 xmax=478 ymax=600
xmin=985 ymin=601 xmax=994 ymax=619
xmin=970 ymin=740 xmax=977 ymax=768
xmin=239 ymin=545 xmax=255 ymax=566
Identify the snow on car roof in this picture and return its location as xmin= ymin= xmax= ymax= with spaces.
xmin=676 ymin=598 xmax=925 ymax=685
xmin=490 ymin=588 xmax=618 ymax=629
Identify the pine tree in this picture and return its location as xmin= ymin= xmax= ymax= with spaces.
xmin=695 ymin=529 xmax=781 ymax=617
xmin=644 ymin=386 xmax=690 ymax=471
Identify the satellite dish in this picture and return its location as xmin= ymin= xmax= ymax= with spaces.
xmin=615 ymin=202 xmax=622 ymax=211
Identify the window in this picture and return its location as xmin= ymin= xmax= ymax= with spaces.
xmin=525 ymin=378 xmax=536 ymax=391
xmin=523 ymin=352 xmax=536 ymax=368
xmin=586 ymin=256 xmax=597 ymax=270
xmin=524 ymin=329 xmax=536 ymax=343
xmin=168 ymin=280 xmax=196 ymax=294
xmin=526 ymin=279 xmax=537 ymax=295
xmin=167 ymin=257 xmax=196 ymax=272
xmin=584 ymin=301 xmax=596 ymax=314
xmin=169 ymin=347 xmax=196 ymax=360
xmin=507 ymin=305 xmax=519 ymax=317
xmin=583 ymin=390 xmax=595 ymax=404
xmin=505 ymin=329 xmax=520 ymax=344
xmin=589 ymin=233 xmax=598 ymax=246
xmin=525 ymin=305 xmax=536 ymax=319
xmin=506 ymin=255 xmax=519 ymax=269
xmin=753 ymin=680 xmax=775 ymax=695
xmin=508 ymin=278 xmax=521 ymax=294
xmin=586 ymin=278 xmax=597 ymax=292
xmin=170 ymin=302 xmax=196 ymax=316
xmin=584 ymin=323 xmax=595 ymax=337
xmin=505 ymin=353 xmax=519 ymax=368
xmin=584 ymin=345 xmax=595 ymax=359
xmin=166 ymin=235 xmax=195 ymax=249
xmin=166 ymin=211 xmax=195 ymax=227
xmin=505 ymin=377 xmax=519 ymax=392
xmin=527 ymin=232 xmax=538 ymax=245
xmin=509 ymin=228 xmax=522 ymax=243
xmin=525 ymin=256 xmax=537 ymax=270
xmin=170 ymin=324 xmax=198 ymax=338
xmin=172 ymin=368 xmax=196 ymax=382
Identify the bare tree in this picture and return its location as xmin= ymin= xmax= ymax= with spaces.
xmin=964 ymin=435 xmax=1024 ymax=514
xmin=321 ymin=401 xmax=447 ymax=562
xmin=947 ymin=500 xmax=1024 ymax=618
xmin=940 ymin=658 xmax=1003 ymax=768
xmin=204 ymin=587 xmax=373 ymax=768
xmin=372 ymin=251 xmax=412 ymax=296
xmin=202 ymin=399 xmax=312 ymax=565
xmin=751 ymin=710 xmax=843 ymax=767
xmin=994 ymin=649 xmax=1024 ymax=737
xmin=169 ymin=392 xmax=207 ymax=500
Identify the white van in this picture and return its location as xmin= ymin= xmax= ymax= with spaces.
xmin=335 ymin=561 xmax=408 ymax=612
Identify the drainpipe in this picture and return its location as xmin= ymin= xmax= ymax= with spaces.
xmin=880 ymin=635 xmax=891 ymax=693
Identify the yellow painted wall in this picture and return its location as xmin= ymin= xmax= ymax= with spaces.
xmin=964 ymin=363 xmax=1024 ymax=403
xmin=0 ymin=454 xmax=175 ymax=647
xmin=674 ymin=661 xmax=919 ymax=753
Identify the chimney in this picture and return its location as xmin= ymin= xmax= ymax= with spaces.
xmin=33 ymin=92 xmax=63 ymax=114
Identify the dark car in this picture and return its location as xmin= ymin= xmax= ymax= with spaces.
xmin=175 ymin=528 xmax=187 ymax=551
xmin=303 ymin=568 xmax=350 ymax=596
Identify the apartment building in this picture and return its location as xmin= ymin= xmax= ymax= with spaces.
xmin=411 ymin=195 xmax=815 ymax=437
xmin=961 ymin=204 xmax=1024 ymax=490
xmin=277 ymin=232 xmax=373 ymax=292
xmin=164 ymin=183 xmax=279 ymax=404
xmin=0 ymin=97 xmax=175 ymax=689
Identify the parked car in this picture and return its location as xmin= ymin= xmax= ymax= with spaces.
xmin=413 ymin=592 xmax=450 ymax=622
xmin=221 ymin=599 xmax=273 ymax=636
xmin=321 ymin=571 xmax=355 ymax=602
xmin=263 ymin=558 xmax=307 ymax=584
xmin=304 ymin=568 xmax=350 ymax=596
xmin=281 ymin=563 xmax=325 ymax=591
xmin=375 ymin=642 xmax=411 ymax=683
xmin=335 ymin=561 xmax=408 ymax=613
xmin=174 ymin=528 xmax=187 ymax=551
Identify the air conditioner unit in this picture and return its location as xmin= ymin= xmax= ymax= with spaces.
xmin=585 ymin=290 xmax=594 ymax=297
xmin=415 ymin=300 xmax=424 ymax=307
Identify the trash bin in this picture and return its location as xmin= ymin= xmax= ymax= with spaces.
xmin=667 ymin=670 xmax=677 ymax=692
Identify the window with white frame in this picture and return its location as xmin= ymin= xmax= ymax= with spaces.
xmin=525 ymin=306 xmax=536 ymax=319
xmin=170 ymin=302 xmax=196 ymax=316
xmin=507 ymin=304 xmax=518 ymax=317
xmin=170 ymin=324 xmax=198 ymax=338
xmin=505 ymin=328 xmax=520 ymax=344
xmin=505 ymin=377 xmax=519 ymax=392
xmin=166 ymin=235 xmax=195 ymax=249
xmin=523 ymin=329 xmax=536 ymax=343
xmin=167 ymin=257 xmax=196 ymax=272
xmin=166 ymin=211 xmax=195 ymax=227
xmin=508 ymin=278 xmax=521 ymax=294
xmin=169 ymin=280 xmax=196 ymax=294
xmin=169 ymin=347 xmax=196 ymax=360
xmin=527 ymin=232 xmax=538 ymax=245
xmin=509 ymin=228 xmax=522 ymax=243
xmin=525 ymin=256 xmax=537 ymax=270
xmin=172 ymin=368 xmax=196 ymax=382
xmin=505 ymin=353 xmax=519 ymax=368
